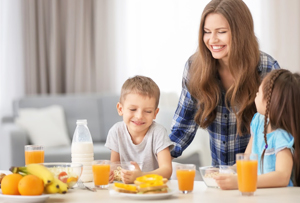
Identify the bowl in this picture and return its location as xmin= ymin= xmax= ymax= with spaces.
xmin=199 ymin=166 xmax=236 ymax=188
xmin=111 ymin=162 xmax=143 ymax=182
xmin=42 ymin=162 xmax=83 ymax=188
xmin=199 ymin=166 xmax=220 ymax=188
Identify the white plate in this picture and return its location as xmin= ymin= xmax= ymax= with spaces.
xmin=0 ymin=170 xmax=12 ymax=175
xmin=110 ymin=189 xmax=177 ymax=200
xmin=0 ymin=189 xmax=50 ymax=203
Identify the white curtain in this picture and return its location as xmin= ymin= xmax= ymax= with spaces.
xmin=0 ymin=0 xmax=25 ymax=121
xmin=1 ymin=0 xmax=300 ymax=120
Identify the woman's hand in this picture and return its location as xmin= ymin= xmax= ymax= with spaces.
xmin=214 ymin=174 xmax=238 ymax=190
xmin=121 ymin=161 xmax=143 ymax=184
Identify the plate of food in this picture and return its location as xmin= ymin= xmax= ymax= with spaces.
xmin=110 ymin=174 xmax=177 ymax=200
xmin=0 ymin=190 xmax=50 ymax=203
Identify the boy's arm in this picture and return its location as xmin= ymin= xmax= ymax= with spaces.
xmin=142 ymin=147 xmax=173 ymax=179
xmin=109 ymin=150 xmax=120 ymax=183
xmin=257 ymin=148 xmax=293 ymax=188
xmin=121 ymin=147 xmax=173 ymax=183
xmin=110 ymin=150 xmax=120 ymax=162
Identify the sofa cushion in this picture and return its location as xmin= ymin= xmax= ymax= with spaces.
xmin=97 ymin=95 xmax=122 ymax=142
xmin=14 ymin=95 xmax=102 ymax=142
xmin=15 ymin=105 xmax=70 ymax=148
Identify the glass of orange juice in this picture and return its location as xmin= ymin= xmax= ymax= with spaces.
xmin=236 ymin=153 xmax=258 ymax=196
xmin=92 ymin=160 xmax=111 ymax=189
xmin=176 ymin=164 xmax=196 ymax=194
xmin=24 ymin=145 xmax=44 ymax=165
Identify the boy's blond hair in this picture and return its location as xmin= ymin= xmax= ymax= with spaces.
xmin=120 ymin=75 xmax=160 ymax=108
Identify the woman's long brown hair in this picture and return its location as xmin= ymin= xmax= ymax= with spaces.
xmin=261 ymin=69 xmax=300 ymax=186
xmin=188 ymin=0 xmax=260 ymax=136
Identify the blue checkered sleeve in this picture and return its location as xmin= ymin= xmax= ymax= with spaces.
xmin=169 ymin=59 xmax=199 ymax=158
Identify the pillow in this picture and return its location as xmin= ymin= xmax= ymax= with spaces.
xmin=15 ymin=105 xmax=70 ymax=149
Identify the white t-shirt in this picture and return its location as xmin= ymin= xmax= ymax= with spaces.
xmin=105 ymin=121 xmax=175 ymax=172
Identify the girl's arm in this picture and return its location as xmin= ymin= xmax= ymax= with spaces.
xmin=257 ymin=148 xmax=293 ymax=188
xmin=121 ymin=147 xmax=172 ymax=183
xmin=216 ymin=137 xmax=293 ymax=189
xmin=215 ymin=136 xmax=254 ymax=189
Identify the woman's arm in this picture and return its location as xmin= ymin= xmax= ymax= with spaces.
xmin=257 ymin=148 xmax=293 ymax=188
xmin=169 ymin=60 xmax=199 ymax=158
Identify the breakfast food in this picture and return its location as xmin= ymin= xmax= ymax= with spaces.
xmin=113 ymin=174 xmax=169 ymax=194
xmin=136 ymin=179 xmax=168 ymax=194
xmin=113 ymin=166 xmax=122 ymax=181
xmin=134 ymin=174 xmax=168 ymax=185
xmin=114 ymin=182 xmax=137 ymax=194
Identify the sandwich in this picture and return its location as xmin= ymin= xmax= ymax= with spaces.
xmin=113 ymin=174 xmax=169 ymax=194
xmin=134 ymin=174 xmax=169 ymax=194
xmin=113 ymin=182 xmax=137 ymax=194
xmin=136 ymin=180 xmax=168 ymax=194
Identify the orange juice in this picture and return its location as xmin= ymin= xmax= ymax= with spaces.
xmin=92 ymin=164 xmax=110 ymax=187
xmin=237 ymin=160 xmax=258 ymax=193
xmin=25 ymin=150 xmax=44 ymax=165
xmin=176 ymin=169 xmax=196 ymax=191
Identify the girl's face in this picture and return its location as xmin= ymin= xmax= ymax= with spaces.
xmin=117 ymin=93 xmax=159 ymax=137
xmin=255 ymin=84 xmax=267 ymax=115
xmin=203 ymin=13 xmax=231 ymax=65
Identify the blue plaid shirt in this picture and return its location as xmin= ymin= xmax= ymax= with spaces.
xmin=169 ymin=51 xmax=280 ymax=166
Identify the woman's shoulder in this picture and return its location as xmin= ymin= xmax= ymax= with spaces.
xmin=258 ymin=51 xmax=280 ymax=75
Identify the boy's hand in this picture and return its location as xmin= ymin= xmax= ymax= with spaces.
xmin=109 ymin=170 xmax=114 ymax=183
xmin=214 ymin=174 xmax=238 ymax=190
xmin=121 ymin=161 xmax=143 ymax=184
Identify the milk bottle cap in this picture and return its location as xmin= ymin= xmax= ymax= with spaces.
xmin=76 ymin=119 xmax=87 ymax=125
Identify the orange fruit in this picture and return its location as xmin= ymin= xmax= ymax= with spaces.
xmin=1 ymin=173 xmax=23 ymax=195
xmin=18 ymin=175 xmax=44 ymax=196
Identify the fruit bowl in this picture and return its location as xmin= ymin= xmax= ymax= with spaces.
xmin=42 ymin=162 xmax=83 ymax=188
xmin=111 ymin=162 xmax=143 ymax=182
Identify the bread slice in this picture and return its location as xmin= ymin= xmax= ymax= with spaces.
xmin=114 ymin=186 xmax=137 ymax=194
xmin=137 ymin=184 xmax=168 ymax=194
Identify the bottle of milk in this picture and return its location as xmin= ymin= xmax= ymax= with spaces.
xmin=71 ymin=119 xmax=94 ymax=182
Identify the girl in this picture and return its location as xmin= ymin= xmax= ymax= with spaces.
xmin=216 ymin=69 xmax=300 ymax=188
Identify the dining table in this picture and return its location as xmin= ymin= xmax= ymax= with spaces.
xmin=44 ymin=180 xmax=300 ymax=203
xmin=1 ymin=171 xmax=300 ymax=203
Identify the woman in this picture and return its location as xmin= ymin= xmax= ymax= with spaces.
xmin=169 ymin=0 xmax=280 ymax=166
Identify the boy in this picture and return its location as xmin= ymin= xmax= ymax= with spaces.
xmin=105 ymin=75 xmax=174 ymax=183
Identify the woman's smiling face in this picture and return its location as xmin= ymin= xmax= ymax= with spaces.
xmin=203 ymin=13 xmax=231 ymax=64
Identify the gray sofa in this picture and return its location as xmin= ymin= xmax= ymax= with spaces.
xmin=0 ymin=93 xmax=201 ymax=170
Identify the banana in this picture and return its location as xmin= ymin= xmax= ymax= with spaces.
xmin=44 ymin=178 xmax=60 ymax=194
xmin=10 ymin=164 xmax=54 ymax=185
xmin=26 ymin=164 xmax=54 ymax=185
xmin=55 ymin=177 xmax=68 ymax=194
